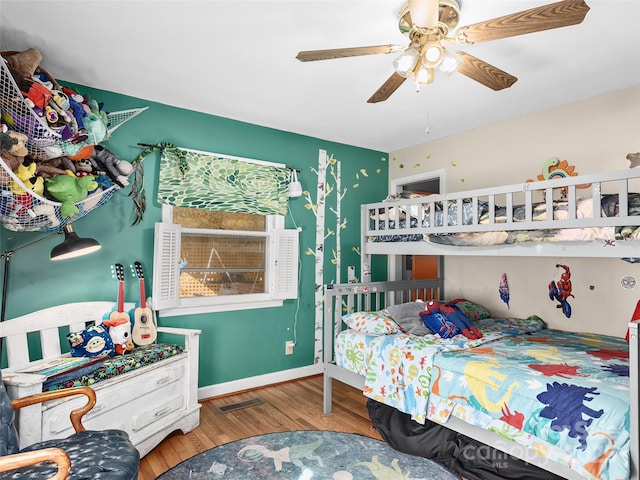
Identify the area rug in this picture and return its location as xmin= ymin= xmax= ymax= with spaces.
xmin=157 ymin=430 xmax=460 ymax=479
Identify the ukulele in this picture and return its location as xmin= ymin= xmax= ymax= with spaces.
xmin=130 ymin=261 xmax=157 ymax=346
xmin=110 ymin=263 xmax=130 ymax=324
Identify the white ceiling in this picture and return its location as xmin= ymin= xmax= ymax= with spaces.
xmin=1 ymin=0 xmax=639 ymax=153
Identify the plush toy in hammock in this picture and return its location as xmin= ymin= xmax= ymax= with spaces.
xmin=419 ymin=300 xmax=483 ymax=339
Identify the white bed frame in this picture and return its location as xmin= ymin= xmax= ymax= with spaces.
xmin=323 ymin=279 xmax=639 ymax=480
xmin=361 ymin=168 xmax=640 ymax=265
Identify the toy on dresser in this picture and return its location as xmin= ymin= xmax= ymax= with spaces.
xmin=102 ymin=317 xmax=135 ymax=355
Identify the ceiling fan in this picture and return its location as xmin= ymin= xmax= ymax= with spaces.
xmin=296 ymin=0 xmax=590 ymax=103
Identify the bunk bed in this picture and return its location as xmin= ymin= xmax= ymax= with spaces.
xmin=323 ymin=169 xmax=640 ymax=480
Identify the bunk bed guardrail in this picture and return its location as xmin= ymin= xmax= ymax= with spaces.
xmin=361 ymin=168 xmax=640 ymax=260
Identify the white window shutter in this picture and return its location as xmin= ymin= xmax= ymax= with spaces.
xmin=272 ymin=229 xmax=299 ymax=300
xmin=152 ymin=222 xmax=181 ymax=309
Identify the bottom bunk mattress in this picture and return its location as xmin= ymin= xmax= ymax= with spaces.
xmin=334 ymin=316 xmax=630 ymax=480
xmin=428 ymin=328 xmax=629 ymax=480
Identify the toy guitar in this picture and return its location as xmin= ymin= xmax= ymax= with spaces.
xmin=110 ymin=263 xmax=130 ymax=324
xmin=130 ymin=261 xmax=157 ymax=346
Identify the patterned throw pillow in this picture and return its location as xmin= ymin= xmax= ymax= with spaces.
xmin=67 ymin=325 xmax=116 ymax=357
xmin=342 ymin=311 xmax=402 ymax=335
xmin=449 ymin=298 xmax=491 ymax=321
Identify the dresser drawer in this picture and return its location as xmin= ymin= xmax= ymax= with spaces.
xmin=131 ymin=393 xmax=184 ymax=432
xmin=43 ymin=357 xmax=186 ymax=437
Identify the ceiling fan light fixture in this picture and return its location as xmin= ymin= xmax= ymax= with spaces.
xmin=414 ymin=64 xmax=434 ymax=86
xmin=422 ymin=41 xmax=444 ymax=68
xmin=439 ymin=49 xmax=462 ymax=75
xmin=393 ymin=47 xmax=420 ymax=77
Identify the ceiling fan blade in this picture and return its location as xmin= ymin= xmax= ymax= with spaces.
xmin=296 ymin=45 xmax=402 ymax=62
xmin=455 ymin=51 xmax=517 ymax=91
xmin=367 ymin=72 xmax=407 ymax=103
xmin=408 ymin=0 xmax=440 ymax=29
xmin=456 ymin=0 xmax=589 ymax=44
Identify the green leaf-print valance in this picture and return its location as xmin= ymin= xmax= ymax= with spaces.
xmin=158 ymin=147 xmax=290 ymax=216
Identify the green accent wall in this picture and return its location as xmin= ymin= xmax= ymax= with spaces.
xmin=0 ymin=85 xmax=388 ymax=387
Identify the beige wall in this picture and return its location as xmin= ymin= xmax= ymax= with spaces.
xmin=390 ymin=85 xmax=640 ymax=336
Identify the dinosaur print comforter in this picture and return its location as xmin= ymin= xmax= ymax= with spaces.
xmin=334 ymin=318 xmax=630 ymax=480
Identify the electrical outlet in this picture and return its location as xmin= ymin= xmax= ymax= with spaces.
xmin=285 ymin=341 xmax=295 ymax=355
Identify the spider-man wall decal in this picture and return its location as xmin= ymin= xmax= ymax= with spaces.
xmin=549 ymin=264 xmax=574 ymax=318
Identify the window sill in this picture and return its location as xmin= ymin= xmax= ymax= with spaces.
xmin=158 ymin=299 xmax=285 ymax=317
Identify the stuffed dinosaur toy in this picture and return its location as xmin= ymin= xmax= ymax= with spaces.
xmin=45 ymin=174 xmax=98 ymax=217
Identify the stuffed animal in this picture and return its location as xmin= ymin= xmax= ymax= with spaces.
xmin=34 ymin=156 xmax=74 ymax=178
xmin=0 ymin=129 xmax=29 ymax=185
xmin=420 ymin=300 xmax=483 ymax=339
xmin=9 ymin=161 xmax=43 ymax=194
xmin=61 ymin=113 xmax=107 ymax=159
xmin=8 ymin=162 xmax=44 ymax=215
xmin=67 ymin=325 xmax=115 ymax=357
xmin=72 ymin=159 xmax=101 ymax=194
xmin=89 ymin=145 xmax=133 ymax=188
xmin=3 ymin=49 xmax=54 ymax=112
xmin=74 ymin=158 xmax=94 ymax=177
xmin=44 ymin=174 xmax=98 ymax=217
xmin=102 ymin=318 xmax=135 ymax=355
xmin=4 ymin=48 xmax=43 ymax=78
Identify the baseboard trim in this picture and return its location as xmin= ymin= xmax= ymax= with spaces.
xmin=197 ymin=364 xmax=324 ymax=400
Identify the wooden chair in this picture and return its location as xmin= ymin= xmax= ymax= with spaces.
xmin=0 ymin=370 xmax=139 ymax=479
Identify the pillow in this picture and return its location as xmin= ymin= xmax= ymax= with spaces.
xmin=384 ymin=300 xmax=431 ymax=336
xmin=342 ymin=311 xmax=401 ymax=335
xmin=448 ymin=298 xmax=491 ymax=321
xmin=67 ymin=325 xmax=116 ymax=357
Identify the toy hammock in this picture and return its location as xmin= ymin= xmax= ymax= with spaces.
xmin=0 ymin=54 xmax=147 ymax=232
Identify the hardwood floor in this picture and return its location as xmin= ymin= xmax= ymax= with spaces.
xmin=138 ymin=375 xmax=382 ymax=479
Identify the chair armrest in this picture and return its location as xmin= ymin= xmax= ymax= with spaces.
xmin=11 ymin=386 xmax=97 ymax=433
xmin=0 ymin=447 xmax=71 ymax=480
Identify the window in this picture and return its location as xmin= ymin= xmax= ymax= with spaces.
xmin=153 ymin=206 xmax=299 ymax=316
